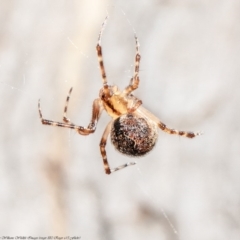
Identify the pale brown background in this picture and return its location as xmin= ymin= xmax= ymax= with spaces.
xmin=0 ymin=0 xmax=240 ymax=240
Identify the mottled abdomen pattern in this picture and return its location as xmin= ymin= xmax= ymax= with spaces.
xmin=111 ymin=114 xmax=158 ymax=157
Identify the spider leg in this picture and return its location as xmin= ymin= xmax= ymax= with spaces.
xmin=136 ymin=106 xmax=202 ymax=138
xmin=38 ymin=98 xmax=102 ymax=136
xmin=96 ymin=15 xmax=111 ymax=98
xmin=96 ymin=42 xmax=107 ymax=86
xmin=63 ymin=87 xmax=73 ymax=123
xmin=158 ymin=121 xmax=202 ymax=138
xmin=124 ymin=34 xmax=141 ymax=95
xmin=100 ymin=121 xmax=136 ymax=175
xmin=127 ymin=99 xmax=142 ymax=113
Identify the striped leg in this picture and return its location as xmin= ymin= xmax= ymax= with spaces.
xmin=136 ymin=106 xmax=202 ymax=138
xmin=124 ymin=34 xmax=141 ymax=95
xmin=38 ymin=98 xmax=102 ymax=136
xmin=96 ymin=15 xmax=108 ymax=85
xmin=96 ymin=16 xmax=110 ymax=97
xmin=63 ymin=87 xmax=73 ymax=123
xmin=158 ymin=122 xmax=202 ymax=138
xmin=96 ymin=44 xmax=107 ymax=86
xmin=100 ymin=121 xmax=136 ymax=175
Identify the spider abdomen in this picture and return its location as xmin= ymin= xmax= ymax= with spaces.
xmin=110 ymin=114 xmax=158 ymax=157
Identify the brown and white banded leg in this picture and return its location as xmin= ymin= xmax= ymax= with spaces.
xmin=96 ymin=16 xmax=111 ymax=98
xmin=136 ymin=106 xmax=202 ymax=138
xmin=38 ymin=98 xmax=102 ymax=136
xmin=100 ymin=121 xmax=136 ymax=175
xmin=158 ymin=121 xmax=201 ymax=138
xmin=63 ymin=87 xmax=73 ymax=123
xmin=124 ymin=34 xmax=141 ymax=95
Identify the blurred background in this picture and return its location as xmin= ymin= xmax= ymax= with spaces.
xmin=0 ymin=0 xmax=240 ymax=239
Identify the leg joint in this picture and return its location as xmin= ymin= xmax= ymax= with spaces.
xmin=100 ymin=141 xmax=106 ymax=148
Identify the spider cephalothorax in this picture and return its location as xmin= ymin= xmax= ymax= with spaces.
xmin=38 ymin=15 xmax=201 ymax=175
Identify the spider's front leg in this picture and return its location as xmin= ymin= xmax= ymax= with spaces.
xmin=124 ymin=34 xmax=141 ymax=95
xmin=38 ymin=96 xmax=102 ymax=136
xmin=100 ymin=121 xmax=136 ymax=175
xmin=96 ymin=16 xmax=114 ymax=102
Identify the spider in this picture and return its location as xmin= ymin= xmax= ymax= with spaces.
xmin=38 ymin=16 xmax=201 ymax=175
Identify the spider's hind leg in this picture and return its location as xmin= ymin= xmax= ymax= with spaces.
xmin=136 ymin=106 xmax=202 ymax=139
xmin=100 ymin=121 xmax=136 ymax=175
xmin=158 ymin=122 xmax=202 ymax=138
